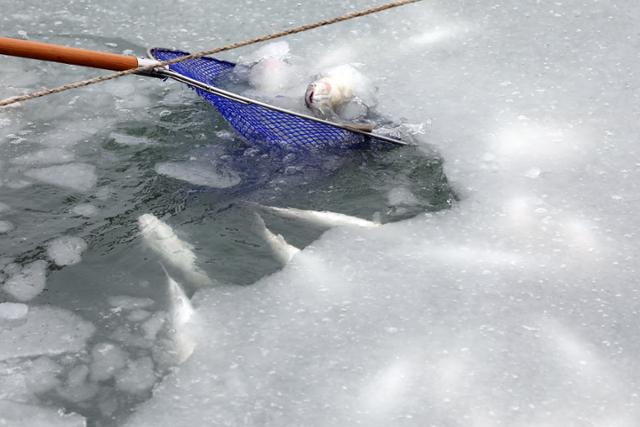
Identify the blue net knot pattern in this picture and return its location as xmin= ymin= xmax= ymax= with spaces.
xmin=150 ymin=48 xmax=393 ymax=150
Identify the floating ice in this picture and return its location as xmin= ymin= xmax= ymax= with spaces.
xmin=2 ymin=260 xmax=47 ymax=302
xmin=0 ymin=202 xmax=9 ymax=213
xmin=71 ymin=203 xmax=98 ymax=217
xmin=24 ymin=163 xmax=97 ymax=192
xmin=47 ymin=236 xmax=88 ymax=266
xmin=387 ymin=186 xmax=419 ymax=207
xmin=89 ymin=342 xmax=128 ymax=382
xmin=137 ymin=214 xmax=212 ymax=286
xmin=0 ymin=220 xmax=14 ymax=233
xmin=141 ymin=311 xmax=166 ymax=341
xmin=10 ymin=148 xmax=75 ymax=166
xmin=56 ymin=364 xmax=98 ymax=402
xmin=155 ymin=161 xmax=241 ymax=188
xmin=0 ymin=302 xmax=28 ymax=326
xmin=0 ymin=305 xmax=95 ymax=361
xmin=26 ymin=356 xmax=63 ymax=394
xmin=0 ymin=400 xmax=86 ymax=427
xmin=0 ymin=356 xmax=63 ymax=400
xmin=115 ymin=357 xmax=156 ymax=394
xmin=110 ymin=132 xmax=155 ymax=146
xmin=108 ymin=295 xmax=155 ymax=311
xmin=127 ymin=309 xmax=152 ymax=322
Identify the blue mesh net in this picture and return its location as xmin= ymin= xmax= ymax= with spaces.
xmin=150 ymin=48 xmax=392 ymax=150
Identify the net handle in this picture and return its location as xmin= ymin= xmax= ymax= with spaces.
xmin=0 ymin=37 xmax=159 ymax=71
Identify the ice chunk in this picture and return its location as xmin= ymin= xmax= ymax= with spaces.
xmin=0 ymin=400 xmax=86 ymax=427
xmin=155 ymin=161 xmax=241 ymax=188
xmin=56 ymin=364 xmax=98 ymax=402
xmin=0 ymin=305 xmax=95 ymax=361
xmin=26 ymin=356 xmax=63 ymax=393
xmin=90 ymin=342 xmax=128 ymax=382
xmin=10 ymin=148 xmax=75 ymax=166
xmin=0 ymin=302 xmax=28 ymax=326
xmin=71 ymin=203 xmax=98 ymax=217
xmin=108 ymin=295 xmax=155 ymax=311
xmin=0 ymin=356 xmax=63 ymax=400
xmin=0 ymin=220 xmax=14 ymax=233
xmin=115 ymin=357 xmax=156 ymax=394
xmin=141 ymin=311 xmax=166 ymax=341
xmin=110 ymin=132 xmax=154 ymax=146
xmin=127 ymin=309 xmax=152 ymax=322
xmin=387 ymin=186 xmax=419 ymax=207
xmin=47 ymin=236 xmax=88 ymax=266
xmin=24 ymin=163 xmax=97 ymax=192
xmin=2 ymin=260 xmax=47 ymax=302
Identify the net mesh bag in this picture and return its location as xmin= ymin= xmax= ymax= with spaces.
xmin=150 ymin=48 xmax=388 ymax=150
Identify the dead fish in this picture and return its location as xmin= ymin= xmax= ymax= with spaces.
xmin=254 ymin=212 xmax=300 ymax=265
xmin=137 ymin=214 xmax=212 ymax=286
xmin=304 ymin=64 xmax=375 ymax=120
xmin=254 ymin=204 xmax=379 ymax=229
xmin=164 ymin=268 xmax=196 ymax=364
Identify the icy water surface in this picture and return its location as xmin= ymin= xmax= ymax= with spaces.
xmin=4 ymin=0 xmax=640 ymax=426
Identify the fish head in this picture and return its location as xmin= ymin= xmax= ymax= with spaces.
xmin=304 ymin=77 xmax=339 ymax=115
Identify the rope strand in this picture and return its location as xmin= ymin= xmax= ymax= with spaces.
xmin=0 ymin=0 xmax=420 ymax=108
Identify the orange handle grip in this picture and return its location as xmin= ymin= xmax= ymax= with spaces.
xmin=0 ymin=37 xmax=139 ymax=71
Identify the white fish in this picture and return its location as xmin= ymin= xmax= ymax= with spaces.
xmin=254 ymin=213 xmax=300 ymax=265
xmin=137 ymin=214 xmax=212 ymax=286
xmin=304 ymin=64 xmax=375 ymax=119
xmin=254 ymin=204 xmax=379 ymax=229
xmin=164 ymin=268 xmax=196 ymax=364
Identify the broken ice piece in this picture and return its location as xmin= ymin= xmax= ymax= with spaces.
xmin=0 ymin=302 xmax=28 ymax=326
xmin=2 ymin=260 xmax=47 ymax=302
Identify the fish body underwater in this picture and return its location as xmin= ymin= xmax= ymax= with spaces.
xmin=137 ymin=214 xmax=212 ymax=287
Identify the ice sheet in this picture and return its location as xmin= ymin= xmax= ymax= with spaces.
xmin=0 ymin=306 xmax=95 ymax=361
xmin=0 ymin=401 xmax=86 ymax=427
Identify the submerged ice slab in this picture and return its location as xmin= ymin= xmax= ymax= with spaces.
xmin=0 ymin=220 xmax=14 ymax=234
xmin=10 ymin=148 xmax=75 ymax=166
xmin=24 ymin=163 xmax=97 ymax=192
xmin=115 ymin=357 xmax=156 ymax=394
xmin=0 ymin=305 xmax=95 ymax=361
xmin=71 ymin=203 xmax=98 ymax=217
xmin=155 ymin=161 xmax=241 ymax=188
xmin=90 ymin=342 xmax=128 ymax=382
xmin=108 ymin=295 xmax=155 ymax=311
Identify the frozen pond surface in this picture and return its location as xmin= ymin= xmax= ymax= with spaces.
xmin=2 ymin=0 xmax=640 ymax=426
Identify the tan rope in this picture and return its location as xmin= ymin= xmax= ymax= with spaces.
xmin=0 ymin=0 xmax=420 ymax=108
